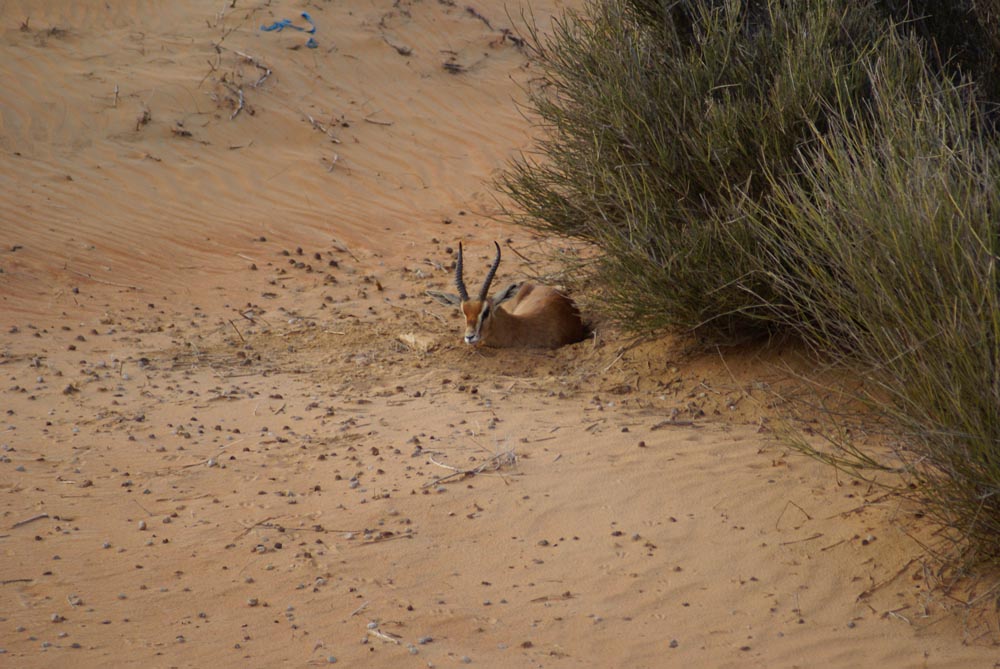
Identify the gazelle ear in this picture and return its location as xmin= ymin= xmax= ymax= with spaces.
xmin=492 ymin=282 xmax=522 ymax=305
xmin=426 ymin=290 xmax=463 ymax=307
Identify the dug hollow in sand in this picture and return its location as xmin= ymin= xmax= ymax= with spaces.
xmin=430 ymin=242 xmax=586 ymax=348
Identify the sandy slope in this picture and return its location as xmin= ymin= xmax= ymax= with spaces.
xmin=1 ymin=1 xmax=998 ymax=667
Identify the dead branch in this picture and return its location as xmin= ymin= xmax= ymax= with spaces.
xmin=11 ymin=513 xmax=50 ymax=529
xmin=423 ymin=451 xmax=517 ymax=488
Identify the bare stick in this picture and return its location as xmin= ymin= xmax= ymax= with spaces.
xmin=382 ymin=36 xmax=412 ymax=56
xmin=349 ymin=601 xmax=369 ymax=617
xmin=1 ymin=578 xmax=33 ymax=586
xmin=359 ymin=532 xmax=413 ymax=546
xmin=825 ymin=492 xmax=894 ymax=519
xmin=775 ymin=500 xmax=812 ymax=529
xmin=231 ymin=87 xmax=245 ymax=119
xmin=363 ymin=115 xmax=393 ymax=126
xmin=65 ymin=267 xmax=141 ymax=290
xmin=788 ymin=500 xmax=813 ymax=520
xmin=234 ymin=50 xmax=272 ymax=87
xmin=885 ymin=608 xmax=912 ymax=625
xmin=251 ymin=521 xmax=359 ymax=533
xmin=856 ymin=558 xmax=918 ymax=602
xmin=228 ymin=319 xmax=246 ymax=344
xmin=601 ymin=335 xmax=650 ymax=373
xmin=423 ymin=451 xmax=516 ymax=488
xmin=306 ymin=114 xmax=327 ymax=133
xmin=778 ymin=532 xmax=824 ymax=546
xmin=820 ymin=538 xmax=847 ymax=552
xmin=368 ymin=628 xmax=401 ymax=644
xmin=650 ymin=419 xmax=696 ymax=430
xmin=11 ymin=513 xmax=49 ymax=529
xmin=132 ymin=498 xmax=152 ymax=516
xmin=331 ymin=239 xmax=359 ymax=261
xmin=234 ymin=515 xmax=279 ymax=540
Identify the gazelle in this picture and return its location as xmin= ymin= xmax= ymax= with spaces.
xmin=429 ymin=241 xmax=586 ymax=348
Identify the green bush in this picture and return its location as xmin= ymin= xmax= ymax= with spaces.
xmin=499 ymin=0 xmax=1000 ymax=563
xmin=497 ymin=0 xmax=888 ymax=342
xmin=751 ymin=41 xmax=1000 ymax=561
xmin=884 ymin=0 xmax=1000 ymax=107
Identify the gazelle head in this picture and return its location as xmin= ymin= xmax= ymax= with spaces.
xmin=455 ymin=241 xmax=505 ymax=345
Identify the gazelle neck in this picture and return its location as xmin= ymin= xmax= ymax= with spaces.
xmin=482 ymin=303 xmax=525 ymax=347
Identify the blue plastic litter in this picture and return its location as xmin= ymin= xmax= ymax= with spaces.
xmin=260 ymin=12 xmax=317 ymax=46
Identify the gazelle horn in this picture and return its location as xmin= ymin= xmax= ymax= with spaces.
xmin=479 ymin=241 xmax=501 ymax=301
xmin=455 ymin=242 xmax=470 ymax=302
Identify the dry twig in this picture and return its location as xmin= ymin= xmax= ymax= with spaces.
xmin=11 ymin=513 xmax=49 ymax=529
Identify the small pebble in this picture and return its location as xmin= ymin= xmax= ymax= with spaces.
xmin=138 ymin=520 xmax=147 ymax=531
xmin=327 ymin=657 xmax=337 ymax=664
xmin=418 ymin=636 xmax=433 ymax=645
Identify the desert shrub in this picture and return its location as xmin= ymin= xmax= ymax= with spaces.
xmin=497 ymin=0 xmax=889 ymax=342
xmin=499 ymin=0 xmax=1000 ymax=562
xmin=882 ymin=0 xmax=1000 ymax=110
xmin=750 ymin=42 xmax=1000 ymax=560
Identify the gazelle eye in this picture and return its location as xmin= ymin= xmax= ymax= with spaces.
xmin=481 ymin=306 xmax=491 ymax=319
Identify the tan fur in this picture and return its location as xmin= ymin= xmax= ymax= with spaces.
xmin=462 ymin=284 xmax=586 ymax=349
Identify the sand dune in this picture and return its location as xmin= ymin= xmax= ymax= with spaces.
xmin=1 ymin=1 xmax=998 ymax=667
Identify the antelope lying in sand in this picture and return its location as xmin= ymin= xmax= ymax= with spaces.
xmin=429 ymin=242 xmax=586 ymax=349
